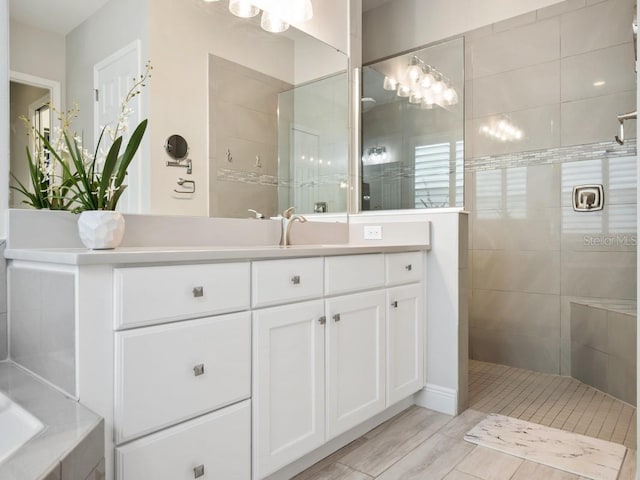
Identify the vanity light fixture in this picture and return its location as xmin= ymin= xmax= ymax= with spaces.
xmin=363 ymin=146 xmax=390 ymax=165
xmin=211 ymin=0 xmax=313 ymax=33
xmin=229 ymin=0 xmax=260 ymax=17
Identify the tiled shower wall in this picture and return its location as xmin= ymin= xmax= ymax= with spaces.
xmin=466 ymin=0 xmax=637 ymax=375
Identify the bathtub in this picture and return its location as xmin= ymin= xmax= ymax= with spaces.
xmin=0 ymin=391 xmax=43 ymax=463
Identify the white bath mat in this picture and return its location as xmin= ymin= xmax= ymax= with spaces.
xmin=464 ymin=413 xmax=626 ymax=480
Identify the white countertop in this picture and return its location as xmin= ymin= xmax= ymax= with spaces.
xmin=4 ymin=243 xmax=430 ymax=266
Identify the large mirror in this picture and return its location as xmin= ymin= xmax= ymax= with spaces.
xmin=361 ymin=37 xmax=464 ymax=211
xmin=8 ymin=0 xmax=349 ymax=219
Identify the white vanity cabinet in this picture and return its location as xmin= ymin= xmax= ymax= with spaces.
xmin=111 ymin=262 xmax=252 ymax=480
xmin=252 ymin=252 xmax=425 ymax=480
xmin=325 ymin=290 xmax=387 ymax=439
xmin=252 ymin=300 xmax=326 ymax=478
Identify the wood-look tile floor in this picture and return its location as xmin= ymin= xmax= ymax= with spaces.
xmin=295 ymin=360 xmax=637 ymax=480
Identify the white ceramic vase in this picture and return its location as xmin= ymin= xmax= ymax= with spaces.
xmin=77 ymin=210 xmax=125 ymax=250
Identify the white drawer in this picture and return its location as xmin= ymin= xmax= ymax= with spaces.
xmin=114 ymin=312 xmax=251 ymax=443
xmin=324 ymin=254 xmax=384 ymax=296
xmin=116 ymin=400 xmax=250 ymax=480
xmin=114 ymin=262 xmax=250 ymax=329
xmin=385 ymin=252 xmax=423 ymax=286
xmin=252 ymin=258 xmax=323 ymax=308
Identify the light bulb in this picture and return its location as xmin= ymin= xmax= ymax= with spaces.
xmin=420 ymin=66 xmax=434 ymax=89
xmin=396 ymin=84 xmax=410 ymax=97
xmin=443 ymin=85 xmax=458 ymax=106
xmin=431 ymin=73 xmax=445 ymax=95
xmin=409 ymin=91 xmax=423 ymax=104
xmin=406 ymin=65 xmax=422 ymax=85
xmin=229 ymin=0 xmax=260 ymax=18
xmin=261 ymin=10 xmax=289 ymax=32
xmin=383 ymin=76 xmax=397 ymax=91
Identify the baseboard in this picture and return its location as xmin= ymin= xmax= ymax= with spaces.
xmin=414 ymin=383 xmax=457 ymax=415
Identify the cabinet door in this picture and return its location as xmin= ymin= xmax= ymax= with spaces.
xmin=252 ymin=300 xmax=325 ymax=480
xmin=387 ymin=284 xmax=425 ymax=406
xmin=325 ymin=291 xmax=386 ymax=439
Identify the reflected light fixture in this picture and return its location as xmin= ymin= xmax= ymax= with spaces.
xmin=385 ymin=54 xmax=459 ymax=109
xmin=364 ymin=146 xmax=390 ymax=165
xmin=479 ymin=118 xmax=523 ymax=142
xmin=261 ymin=10 xmax=289 ymax=32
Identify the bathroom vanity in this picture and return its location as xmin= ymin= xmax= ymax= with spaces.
xmin=6 ymin=226 xmax=430 ymax=480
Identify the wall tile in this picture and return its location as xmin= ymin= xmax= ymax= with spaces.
xmin=561 ymin=90 xmax=636 ymax=146
xmin=492 ymin=11 xmax=537 ymax=33
xmin=10 ymin=268 xmax=76 ymax=395
xmin=470 ymin=327 xmax=560 ymax=374
xmin=472 ymin=207 xmax=560 ymax=252
xmin=473 ymin=250 xmax=561 ymax=295
xmin=537 ymin=0 xmax=587 ymax=20
xmin=561 ymin=250 xmax=636 ymax=299
xmin=469 ymin=18 xmax=560 ymax=79
xmin=561 ymin=43 xmax=636 ymax=102
xmin=472 ymin=104 xmax=561 ymax=157
xmin=569 ymin=302 xmax=607 ymax=351
xmin=473 ymin=61 xmax=560 ymax=118
xmin=608 ymin=355 xmax=636 ymax=405
xmin=607 ymin=311 xmax=636 ymax=364
xmin=561 ymin=0 xmax=636 ymax=57
xmin=570 ymin=343 xmax=608 ymax=391
xmin=470 ymin=289 xmax=560 ymax=338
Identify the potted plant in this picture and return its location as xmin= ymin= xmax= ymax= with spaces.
xmin=11 ymin=62 xmax=151 ymax=249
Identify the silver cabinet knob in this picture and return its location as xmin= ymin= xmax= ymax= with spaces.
xmin=405 ymin=264 xmax=412 ymax=271
xmin=333 ymin=313 xmax=341 ymax=322
xmin=318 ymin=316 xmax=326 ymax=325
xmin=193 ymin=364 xmax=205 ymax=376
xmin=291 ymin=275 xmax=301 ymax=285
xmin=391 ymin=301 xmax=398 ymax=308
xmin=192 ymin=286 xmax=204 ymax=298
xmin=194 ymin=464 xmax=205 ymax=478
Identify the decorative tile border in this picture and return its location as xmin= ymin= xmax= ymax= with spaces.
xmin=217 ymin=168 xmax=278 ymax=187
xmin=465 ymin=139 xmax=637 ymax=172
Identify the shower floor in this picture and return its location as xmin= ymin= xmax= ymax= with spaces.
xmin=470 ymin=360 xmax=636 ymax=450
xmin=294 ymin=360 xmax=636 ymax=479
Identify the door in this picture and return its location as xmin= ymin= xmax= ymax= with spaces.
xmin=94 ymin=40 xmax=143 ymax=213
xmin=252 ymin=300 xmax=325 ymax=479
xmin=325 ymin=290 xmax=386 ymax=439
xmin=387 ymin=284 xmax=424 ymax=406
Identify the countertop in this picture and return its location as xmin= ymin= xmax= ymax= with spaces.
xmin=4 ymin=243 xmax=430 ymax=266
xmin=0 ymin=362 xmax=103 ymax=480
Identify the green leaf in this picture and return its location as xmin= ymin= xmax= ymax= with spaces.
xmin=113 ymin=119 xmax=147 ymax=189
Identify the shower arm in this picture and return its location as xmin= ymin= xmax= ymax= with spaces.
xmin=614 ymin=111 xmax=637 ymax=145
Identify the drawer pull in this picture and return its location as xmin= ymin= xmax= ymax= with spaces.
xmin=193 ymin=464 xmax=205 ymax=478
xmin=291 ymin=275 xmax=301 ymax=285
xmin=391 ymin=301 xmax=398 ymax=308
xmin=192 ymin=286 xmax=204 ymax=298
xmin=193 ymin=364 xmax=205 ymax=376
xmin=333 ymin=313 xmax=341 ymax=322
xmin=319 ymin=316 xmax=326 ymax=325
xmin=405 ymin=264 xmax=412 ymax=271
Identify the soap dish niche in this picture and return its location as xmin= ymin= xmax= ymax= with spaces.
xmin=572 ymin=184 xmax=604 ymax=212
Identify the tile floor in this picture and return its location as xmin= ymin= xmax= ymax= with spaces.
xmin=294 ymin=360 xmax=637 ymax=480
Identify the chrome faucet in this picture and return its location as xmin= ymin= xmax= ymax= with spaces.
xmin=280 ymin=207 xmax=307 ymax=247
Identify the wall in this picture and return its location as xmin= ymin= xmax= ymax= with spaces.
xmin=362 ymin=0 xmax=565 ymax=63
xmin=9 ymin=82 xmax=49 ymax=208
xmin=465 ymin=0 xmax=637 ymax=374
